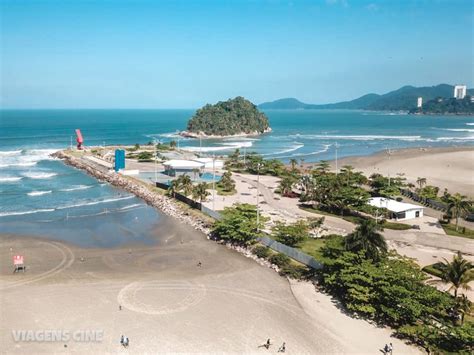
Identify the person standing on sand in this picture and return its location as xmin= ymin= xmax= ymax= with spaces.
xmin=278 ymin=342 xmax=286 ymax=353
xmin=120 ymin=335 xmax=124 ymax=346
xmin=389 ymin=342 xmax=393 ymax=354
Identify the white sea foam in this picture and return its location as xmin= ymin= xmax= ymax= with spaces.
xmin=288 ymin=134 xmax=422 ymax=141
xmin=0 ymin=162 xmax=37 ymax=168
xmin=0 ymin=150 xmax=22 ymax=156
xmin=0 ymin=176 xmax=23 ymax=182
xmin=273 ymin=144 xmax=331 ymax=159
xmin=441 ymin=128 xmax=474 ymax=133
xmin=466 ymin=123 xmax=474 ymax=126
xmin=261 ymin=143 xmax=304 ymax=157
xmin=60 ymin=185 xmax=93 ymax=192
xmin=0 ymin=208 xmax=55 ymax=217
xmin=436 ymin=136 xmax=474 ymax=141
xmin=56 ymin=195 xmax=135 ymax=210
xmin=27 ymin=190 xmax=52 ymax=197
xmin=22 ymin=172 xmax=57 ymax=179
xmin=182 ymin=141 xmax=254 ymax=152
xmin=119 ymin=203 xmax=143 ymax=210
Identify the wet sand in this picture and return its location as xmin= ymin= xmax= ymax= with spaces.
xmin=0 ymin=224 xmax=420 ymax=353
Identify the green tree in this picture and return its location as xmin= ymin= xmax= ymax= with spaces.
xmin=272 ymin=220 xmax=309 ymax=247
xmin=192 ymin=183 xmax=210 ymax=203
xmin=218 ymin=170 xmax=236 ymax=192
xmin=445 ymin=193 xmax=473 ymax=231
xmin=289 ymin=158 xmax=298 ymax=172
xmin=169 ymin=140 xmax=177 ymax=148
xmin=137 ymin=151 xmax=153 ymax=161
xmin=211 ymin=204 xmax=267 ymax=245
xmin=433 ymin=252 xmax=474 ymax=298
xmin=278 ymin=176 xmax=295 ymax=197
xmin=176 ymin=175 xmax=193 ymax=196
xmin=345 ymin=219 xmax=387 ymax=260
xmin=455 ymin=294 xmax=472 ymax=325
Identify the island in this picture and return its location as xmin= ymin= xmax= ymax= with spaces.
xmin=181 ymin=96 xmax=271 ymax=138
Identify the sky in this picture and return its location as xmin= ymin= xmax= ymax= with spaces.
xmin=1 ymin=0 xmax=473 ymax=108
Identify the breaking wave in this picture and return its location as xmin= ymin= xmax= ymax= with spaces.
xmin=182 ymin=141 xmax=253 ymax=152
xmin=0 ymin=150 xmax=23 ymax=156
xmin=22 ymin=172 xmax=57 ymax=179
xmin=0 ymin=176 xmax=23 ymax=182
xmin=55 ymin=195 xmax=135 ymax=210
xmin=287 ymin=134 xmax=423 ymax=141
xmin=60 ymin=185 xmax=93 ymax=192
xmin=27 ymin=190 xmax=52 ymax=197
xmin=0 ymin=208 xmax=55 ymax=217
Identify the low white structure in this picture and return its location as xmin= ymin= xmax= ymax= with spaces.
xmin=369 ymin=197 xmax=424 ymax=221
xmin=163 ymin=159 xmax=205 ymax=176
xmin=454 ymin=85 xmax=467 ymax=99
xmin=194 ymin=157 xmax=224 ymax=169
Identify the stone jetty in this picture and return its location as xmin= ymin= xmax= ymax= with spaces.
xmin=52 ymin=150 xmax=211 ymax=235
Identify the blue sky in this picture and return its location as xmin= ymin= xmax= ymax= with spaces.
xmin=1 ymin=0 xmax=472 ymax=108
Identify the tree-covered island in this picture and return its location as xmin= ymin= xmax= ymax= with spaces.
xmin=181 ymin=96 xmax=271 ymax=137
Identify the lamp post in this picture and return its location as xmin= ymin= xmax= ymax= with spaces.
xmin=256 ymin=163 xmax=262 ymax=232
xmin=335 ymin=141 xmax=339 ymax=175
xmin=212 ymin=154 xmax=216 ymax=211
xmin=387 ymin=147 xmax=391 ymax=187
xmin=154 ymin=138 xmax=157 ymax=184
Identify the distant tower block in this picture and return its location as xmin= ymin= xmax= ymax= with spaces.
xmin=417 ymin=97 xmax=423 ymax=108
xmin=454 ymin=85 xmax=467 ymax=99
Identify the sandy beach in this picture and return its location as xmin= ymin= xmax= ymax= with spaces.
xmin=0 ymin=222 xmax=420 ymax=353
xmin=325 ymin=146 xmax=474 ymax=197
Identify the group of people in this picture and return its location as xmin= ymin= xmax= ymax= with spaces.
xmin=383 ymin=342 xmax=393 ymax=354
xmin=259 ymin=339 xmax=286 ymax=353
xmin=120 ymin=335 xmax=130 ymax=348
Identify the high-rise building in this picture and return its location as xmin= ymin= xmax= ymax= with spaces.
xmin=454 ymin=85 xmax=467 ymax=99
xmin=417 ymin=97 xmax=423 ymax=108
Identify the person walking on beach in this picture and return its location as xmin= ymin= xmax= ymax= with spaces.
xmin=197 ymin=261 xmax=202 ymax=267
xmin=120 ymin=335 xmax=124 ymax=346
xmin=389 ymin=342 xmax=393 ymax=354
xmin=278 ymin=342 xmax=286 ymax=353
xmin=258 ymin=339 xmax=271 ymax=349
xmin=383 ymin=344 xmax=389 ymax=354
xmin=124 ymin=336 xmax=129 ymax=348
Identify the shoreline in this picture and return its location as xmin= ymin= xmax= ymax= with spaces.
xmin=179 ymin=127 xmax=272 ymax=139
xmin=321 ymin=145 xmax=474 ymax=197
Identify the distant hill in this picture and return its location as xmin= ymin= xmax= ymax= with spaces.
xmin=259 ymin=84 xmax=474 ymax=111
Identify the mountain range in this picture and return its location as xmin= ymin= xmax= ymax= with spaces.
xmin=258 ymin=84 xmax=474 ymax=111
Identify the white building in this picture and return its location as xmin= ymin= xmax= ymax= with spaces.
xmin=417 ymin=97 xmax=423 ymax=108
xmin=193 ymin=157 xmax=224 ymax=169
xmin=454 ymin=85 xmax=467 ymax=99
xmin=369 ymin=197 xmax=424 ymax=221
xmin=163 ymin=160 xmax=205 ymax=177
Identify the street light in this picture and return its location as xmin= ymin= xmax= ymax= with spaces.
xmin=256 ymin=162 xmax=262 ymax=232
xmin=154 ymin=138 xmax=157 ymax=184
xmin=212 ymin=154 xmax=216 ymax=211
xmin=335 ymin=141 xmax=339 ymax=175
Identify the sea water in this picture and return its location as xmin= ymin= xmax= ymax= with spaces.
xmin=1 ymin=109 xmax=473 ymax=246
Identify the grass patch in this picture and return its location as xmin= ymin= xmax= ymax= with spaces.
xmin=422 ymin=262 xmax=445 ymax=278
xmin=441 ymin=223 xmax=474 ymax=239
xmin=215 ymin=184 xmax=237 ymax=196
xmin=299 ymin=205 xmax=362 ymax=224
xmin=382 ymin=221 xmax=412 ymax=230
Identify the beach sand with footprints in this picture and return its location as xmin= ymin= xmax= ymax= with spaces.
xmin=0 ymin=218 xmax=420 ymax=353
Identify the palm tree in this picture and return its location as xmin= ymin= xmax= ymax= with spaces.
xmin=416 ymin=177 xmax=427 ymax=189
xmin=455 ymin=294 xmax=472 ymax=325
xmin=446 ymin=193 xmax=473 ymax=231
xmin=278 ymin=176 xmax=294 ymax=197
xmin=167 ymin=180 xmax=179 ymax=198
xmin=289 ymin=158 xmax=298 ymax=172
xmin=435 ymin=252 xmax=474 ymax=298
xmin=192 ymin=183 xmax=210 ymax=203
xmin=345 ymin=219 xmax=387 ymax=260
xmin=316 ymin=160 xmax=330 ymax=174
xmin=179 ymin=175 xmax=193 ymax=196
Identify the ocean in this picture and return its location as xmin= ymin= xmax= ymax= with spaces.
xmin=1 ymin=109 xmax=473 ymax=246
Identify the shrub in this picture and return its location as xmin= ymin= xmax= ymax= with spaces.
xmin=252 ymin=245 xmax=271 ymax=259
xmin=269 ymin=253 xmax=290 ymax=268
xmin=279 ymin=264 xmax=308 ymax=279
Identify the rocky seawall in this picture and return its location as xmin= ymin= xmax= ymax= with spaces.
xmin=52 ymin=151 xmax=211 ymax=235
